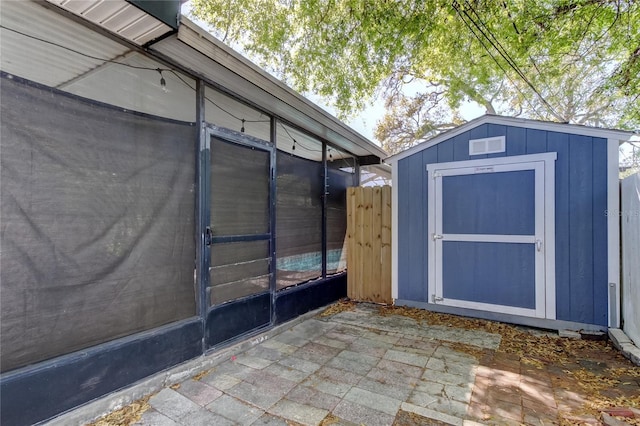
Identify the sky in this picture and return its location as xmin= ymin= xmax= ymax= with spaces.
xmin=180 ymin=2 xmax=485 ymax=145
xmin=179 ymin=2 xmax=636 ymax=166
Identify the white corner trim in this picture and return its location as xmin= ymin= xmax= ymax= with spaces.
xmin=544 ymin=158 xmax=556 ymax=319
xmin=391 ymin=163 xmax=399 ymax=300
xmin=607 ymin=138 xmax=621 ymax=328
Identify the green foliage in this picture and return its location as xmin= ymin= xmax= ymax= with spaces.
xmin=190 ymin=0 xmax=639 ymax=153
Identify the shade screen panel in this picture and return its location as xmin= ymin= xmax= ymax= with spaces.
xmin=0 ymin=76 xmax=196 ymax=372
xmin=276 ymin=151 xmax=322 ymax=289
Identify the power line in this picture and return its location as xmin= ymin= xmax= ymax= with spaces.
xmin=452 ymin=1 xmax=563 ymax=120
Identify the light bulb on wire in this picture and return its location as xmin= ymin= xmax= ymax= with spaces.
xmin=157 ymin=69 xmax=167 ymax=93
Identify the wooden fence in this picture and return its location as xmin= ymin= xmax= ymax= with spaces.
xmin=621 ymin=173 xmax=640 ymax=346
xmin=346 ymin=186 xmax=392 ymax=304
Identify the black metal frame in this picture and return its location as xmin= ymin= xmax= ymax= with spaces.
xmin=203 ymin=125 xmax=276 ymax=350
xmin=1 ymin=59 xmax=362 ymax=426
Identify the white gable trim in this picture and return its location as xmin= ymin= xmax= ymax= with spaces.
xmin=385 ymin=115 xmax=634 ymax=164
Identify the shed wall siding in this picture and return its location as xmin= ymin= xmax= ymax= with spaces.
xmin=397 ymin=123 xmax=609 ymax=326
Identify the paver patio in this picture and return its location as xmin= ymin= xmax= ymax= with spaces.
xmin=85 ymin=303 xmax=639 ymax=426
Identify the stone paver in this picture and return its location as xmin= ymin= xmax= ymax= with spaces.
xmin=205 ymin=394 xmax=263 ymax=425
xmin=104 ymin=303 xmax=640 ymax=426
xmin=343 ymin=387 xmax=402 ymax=416
xmin=332 ymin=399 xmax=396 ymax=426
xmin=174 ymin=379 xmax=223 ymax=406
xmin=268 ymin=399 xmax=329 ymax=426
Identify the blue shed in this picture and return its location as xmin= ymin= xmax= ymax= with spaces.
xmin=386 ymin=115 xmax=634 ymax=331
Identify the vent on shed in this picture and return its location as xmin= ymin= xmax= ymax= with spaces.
xmin=469 ymin=136 xmax=506 ymax=155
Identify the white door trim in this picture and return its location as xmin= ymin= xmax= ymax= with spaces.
xmin=427 ymin=152 xmax=556 ymax=319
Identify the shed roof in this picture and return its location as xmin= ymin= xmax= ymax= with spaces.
xmin=385 ymin=114 xmax=635 ymax=164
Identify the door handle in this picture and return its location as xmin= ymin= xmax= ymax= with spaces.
xmin=535 ymin=239 xmax=542 ymax=252
xmin=205 ymin=226 xmax=213 ymax=246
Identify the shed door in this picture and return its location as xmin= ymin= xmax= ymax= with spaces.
xmin=428 ymin=155 xmax=555 ymax=319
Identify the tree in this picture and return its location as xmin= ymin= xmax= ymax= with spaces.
xmin=189 ymin=0 xmax=640 ymax=153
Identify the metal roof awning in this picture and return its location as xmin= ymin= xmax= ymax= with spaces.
xmin=45 ymin=0 xmax=177 ymax=45
xmin=149 ymin=18 xmax=387 ymax=160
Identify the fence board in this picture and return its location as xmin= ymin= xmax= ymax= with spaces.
xmin=622 ymin=173 xmax=640 ymax=347
xmin=347 ymin=186 xmax=392 ymax=304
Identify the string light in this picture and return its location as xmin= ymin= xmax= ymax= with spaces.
xmin=0 ymin=24 xmax=274 ymax=132
xmin=157 ymin=69 xmax=167 ymax=93
xmin=2 ymin=24 xmax=366 ymax=157
xmin=279 ymin=122 xmax=322 ymax=153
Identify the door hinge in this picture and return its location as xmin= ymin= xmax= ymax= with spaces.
xmin=432 ymin=171 xmax=442 ymax=179
xmin=432 ymin=233 xmax=443 ymax=241
xmin=432 ymin=294 xmax=443 ymax=303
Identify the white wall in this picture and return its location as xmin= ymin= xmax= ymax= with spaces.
xmin=621 ymin=172 xmax=640 ymax=346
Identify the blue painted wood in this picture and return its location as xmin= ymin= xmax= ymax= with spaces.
xmin=397 ymin=157 xmax=412 ymax=299
xmin=486 ymin=124 xmax=507 ymax=158
xmin=437 ymin=138 xmax=455 ymax=162
xmin=442 ymin=170 xmax=535 ymax=235
xmin=469 ymin=124 xmax=488 ymax=140
xmin=591 ymin=137 xmax=608 ymax=326
xmin=423 ymin=146 xmax=438 ymax=301
xmin=569 ymin=134 xmax=594 ymax=324
xmin=526 ymin=128 xmax=547 ymax=154
xmin=404 ymin=153 xmax=428 ymax=301
xmin=396 ymin=122 xmax=611 ymax=326
xmin=506 ymin=126 xmax=526 ymax=156
xmin=442 ymin=242 xmax=536 ymax=308
xmin=547 ymin=131 xmax=571 ymax=321
xmin=453 ymin=132 xmax=472 ymax=161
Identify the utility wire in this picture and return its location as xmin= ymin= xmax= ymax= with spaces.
xmin=3 ymin=23 xmax=358 ymax=155
xmin=450 ymin=2 xmax=535 ymax=111
xmin=0 ymin=24 xmax=171 ymax=72
xmin=1 ymin=24 xmax=270 ymax=130
xmin=452 ymin=1 xmax=563 ymax=120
